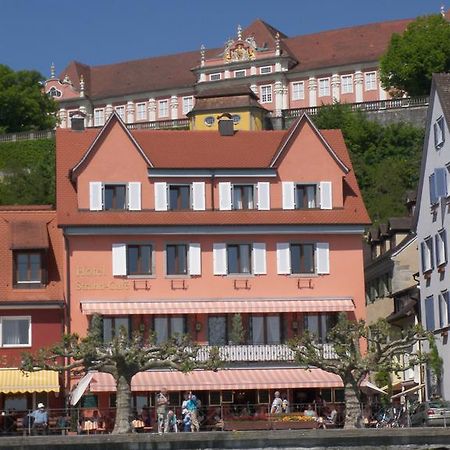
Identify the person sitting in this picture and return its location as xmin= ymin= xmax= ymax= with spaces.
xmin=304 ymin=404 xmax=318 ymax=419
xmin=183 ymin=412 xmax=192 ymax=432
xmin=165 ymin=410 xmax=178 ymax=433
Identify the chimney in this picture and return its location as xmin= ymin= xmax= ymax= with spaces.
xmin=70 ymin=111 xmax=86 ymax=131
xmin=217 ymin=113 xmax=234 ymax=136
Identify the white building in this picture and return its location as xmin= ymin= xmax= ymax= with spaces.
xmin=414 ymin=73 xmax=450 ymax=399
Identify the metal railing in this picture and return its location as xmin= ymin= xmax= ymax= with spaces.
xmin=196 ymin=343 xmax=337 ymax=362
xmin=283 ymin=96 xmax=430 ymax=120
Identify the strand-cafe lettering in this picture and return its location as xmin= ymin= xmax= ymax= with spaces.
xmin=75 ymin=266 xmax=130 ymax=291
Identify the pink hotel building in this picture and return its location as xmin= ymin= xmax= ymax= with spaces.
xmin=56 ymin=109 xmax=370 ymax=412
xmin=43 ymin=13 xmax=442 ymax=130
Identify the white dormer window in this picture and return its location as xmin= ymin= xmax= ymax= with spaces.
xmin=154 ymin=182 xmax=205 ymax=211
xmin=210 ymin=73 xmax=221 ymax=81
xmin=219 ymin=182 xmax=270 ymax=211
xmin=234 ymin=69 xmax=246 ymax=78
xmin=260 ymin=66 xmax=272 ymax=75
xmin=281 ymin=182 xmax=332 ymax=210
xmin=434 ymin=116 xmax=445 ymax=149
xmin=89 ymin=182 xmax=141 ymax=211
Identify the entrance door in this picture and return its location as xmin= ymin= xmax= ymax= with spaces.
xmin=208 ymin=316 xmax=227 ymax=345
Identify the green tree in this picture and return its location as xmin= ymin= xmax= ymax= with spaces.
xmin=0 ymin=65 xmax=58 ymax=134
xmin=21 ymin=315 xmax=220 ymax=434
xmin=289 ymin=314 xmax=430 ymax=429
xmin=313 ymin=103 xmax=423 ymax=223
xmin=380 ymin=14 xmax=450 ymax=96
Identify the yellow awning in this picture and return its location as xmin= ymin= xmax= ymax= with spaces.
xmin=0 ymin=369 xmax=60 ymax=394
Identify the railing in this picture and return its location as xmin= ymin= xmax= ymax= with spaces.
xmin=126 ymin=118 xmax=190 ymax=130
xmin=196 ymin=343 xmax=337 ymax=362
xmin=283 ymin=96 xmax=430 ymax=120
xmin=0 ymin=129 xmax=55 ymax=143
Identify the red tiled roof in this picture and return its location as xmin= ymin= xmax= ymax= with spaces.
xmin=56 ymin=120 xmax=370 ymax=227
xmin=57 ymin=15 xmax=423 ymax=100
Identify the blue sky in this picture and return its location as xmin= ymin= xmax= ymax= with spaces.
xmin=1 ymin=0 xmax=446 ymax=78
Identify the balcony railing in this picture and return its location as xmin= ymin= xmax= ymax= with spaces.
xmin=0 ymin=129 xmax=55 ymax=143
xmin=283 ymin=96 xmax=429 ymax=120
xmin=196 ymin=344 xmax=337 ymax=362
xmin=126 ymin=118 xmax=190 ymax=130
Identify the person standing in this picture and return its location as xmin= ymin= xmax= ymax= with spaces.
xmin=30 ymin=403 xmax=48 ymax=435
xmin=186 ymin=392 xmax=200 ymax=432
xmin=271 ymin=391 xmax=283 ymax=414
xmin=156 ymin=388 xmax=169 ymax=434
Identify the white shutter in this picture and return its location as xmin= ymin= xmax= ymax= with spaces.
xmin=154 ymin=182 xmax=168 ymax=211
xmin=252 ymin=243 xmax=267 ymax=275
xmin=192 ymin=182 xmax=206 ymax=211
xmin=319 ymin=181 xmax=332 ymax=210
xmin=89 ymin=182 xmax=103 ymax=211
xmin=316 ymin=242 xmax=330 ymax=274
xmin=276 ymin=242 xmax=291 ymax=274
xmin=219 ymin=182 xmax=232 ymax=210
xmin=189 ymin=243 xmax=201 ymax=275
xmin=213 ymin=243 xmax=227 ymax=275
xmin=128 ymin=182 xmax=141 ymax=211
xmin=257 ymin=182 xmax=270 ymax=210
xmin=282 ymin=182 xmax=295 ymax=210
xmin=112 ymin=243 xmax=127 ymax=276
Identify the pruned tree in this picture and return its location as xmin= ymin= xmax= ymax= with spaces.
xmin=288 ymin=314 xmax=431 ymax=429
xmin=21 ymin=315 xmax=220 ymax=434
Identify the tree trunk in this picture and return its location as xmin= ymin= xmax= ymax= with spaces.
xmin=112 ymin=374 xmax=133 ymax=434
xmin=343 ymin=379 xmax=361 ymax=429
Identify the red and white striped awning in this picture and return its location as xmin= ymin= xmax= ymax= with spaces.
xmin=88 ymin=368 xmax=343 ymax=393
xmin=81 ymin=298 xmax=354 ymax=315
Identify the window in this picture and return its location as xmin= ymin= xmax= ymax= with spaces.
xmin=277 ymin=242 xmax=329 ymax=275
xmin=94 ymin=108 xmax=105 ymax=126
xmin=341 ymin=75 xmax=353 ymax=94
xmin=435 ymin=229 xmax=448 ymax=267
xmin=444 ymin=291 xmax=450 ymax=326
xmin=158 ymin=100 xmax=169 ymax=118
xmin=260 ymin=85 xmax=272 ymax=103
xmin=208 ymin=316 xmax=227 ymax=345
xmin=115 ymin=105 xmax=125 ymax=121
xmin=439 ymin=292 xmax=448 ymax=329
xmin=169 ymin=185 xmax=191 ymax=210
xmin=127 ymin=245 xmax=153 ymax=275
xmin=434 ymin=116 xmax=445 ymax=149
xmin=14 ymin=251 xmax=44 ymax=288
xmin=234 ymin=69 xmax=246 ymax=78
xmin=47 ymin=86 xmax=61 ymax=98
xmin=365 ymin=71 xmax=377 ymax=91
xmin=304 ymin=313 xmax=338 ymax=343
xmin=290 ymin=243 xmax=315 ymax=274
xmin=0 ymin=317 xmax=31 ymax=347
xmin=425 ymin=296 xmax=435 ymax=331
xmin=227 ymin=244 xmax=251 ymax=274
xmin=295 ymin=184 xmax=317 ymax=209
xmin=136 ymin=103 xmax=146 ymax=121
xmin=260 ymin=66 xmax=272 ymax=75
xmin=182 ymin=96 xmax=193 ymax=115
xmin=104 ymin=184 xmax=127 ymax=210
xmin=103 ymin=316 xmax=130 ymax=342
xmin=291 ymin=81 xmax=305 ymax=100
xmin=318 ymin=78 xmax=330 ymax=97
xmin=166 ymin=244 xmax=188 ymax=275
xmin=90 ymin=182 xmax=141 ymax=211
xmin=250 ymin=315 xmax=281 ymax=344
xmin=421 ymin=237 xmax=434 ymax=273
xmin=154 ymin=316 xmax=186 ymax=344
xmin=210 ymin=73 xmax=221 ymax=81
xmin=429 ymin=172 xmax=438 ymax=205
xmin=233 ymin=185 xmax=254 ymax=210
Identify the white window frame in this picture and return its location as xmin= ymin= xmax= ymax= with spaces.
xmin=434 ymin=116 xmax=445 ymax=149
xmin=260 ymin=85 xmax=273 ymax=103
xmin=260 ymin=66 xmax=272 ymax=75
xmin=0 ymin=316 xmax=31 ymax=348
xmin=318 ymin=78 xmax=330 ymax=97
xmin=421 ymin=236 xmax=434 ymax=273
xmin=341 ymin=74 xmax=353 ymax=94
xmin=158 ymin=100 xmax=169 ymax=118
xmin=136 ymin=102 xmax=147 ymax=121
xmin=436 ymin=229 xmax=448 ymax=267
xmin=364 ymin=71 xmax=377 ymax=91
xmin=115 ymin=105 xmax=126 ymax=121
xmin=291 ymin=81 xmax=305 ymax=101
xmin=93 ymin=108 xmax=105 ymax=127
xmin=89 ymin=182 xmax=141 ymax=211
xmin=425 ymin=295 xmax=435 ymax=331
xmin=209 ymin=73 xmax=221 ymax=81
xmin=234 ymin=69 xmax=246 ymax=78
xmin=182 ymin=96 xmax=194 ymax=115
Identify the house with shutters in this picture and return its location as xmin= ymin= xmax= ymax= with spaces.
xmin=414 ymin=73 xmax=450 ymax=401
xmin=57 ymin=111 xmax=369 ymax=414
xmin=44 ymin=11 xmax=449 ymax=131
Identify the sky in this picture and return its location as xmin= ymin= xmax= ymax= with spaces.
xmin=0 ymin=0 xmax=447 ymax=78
